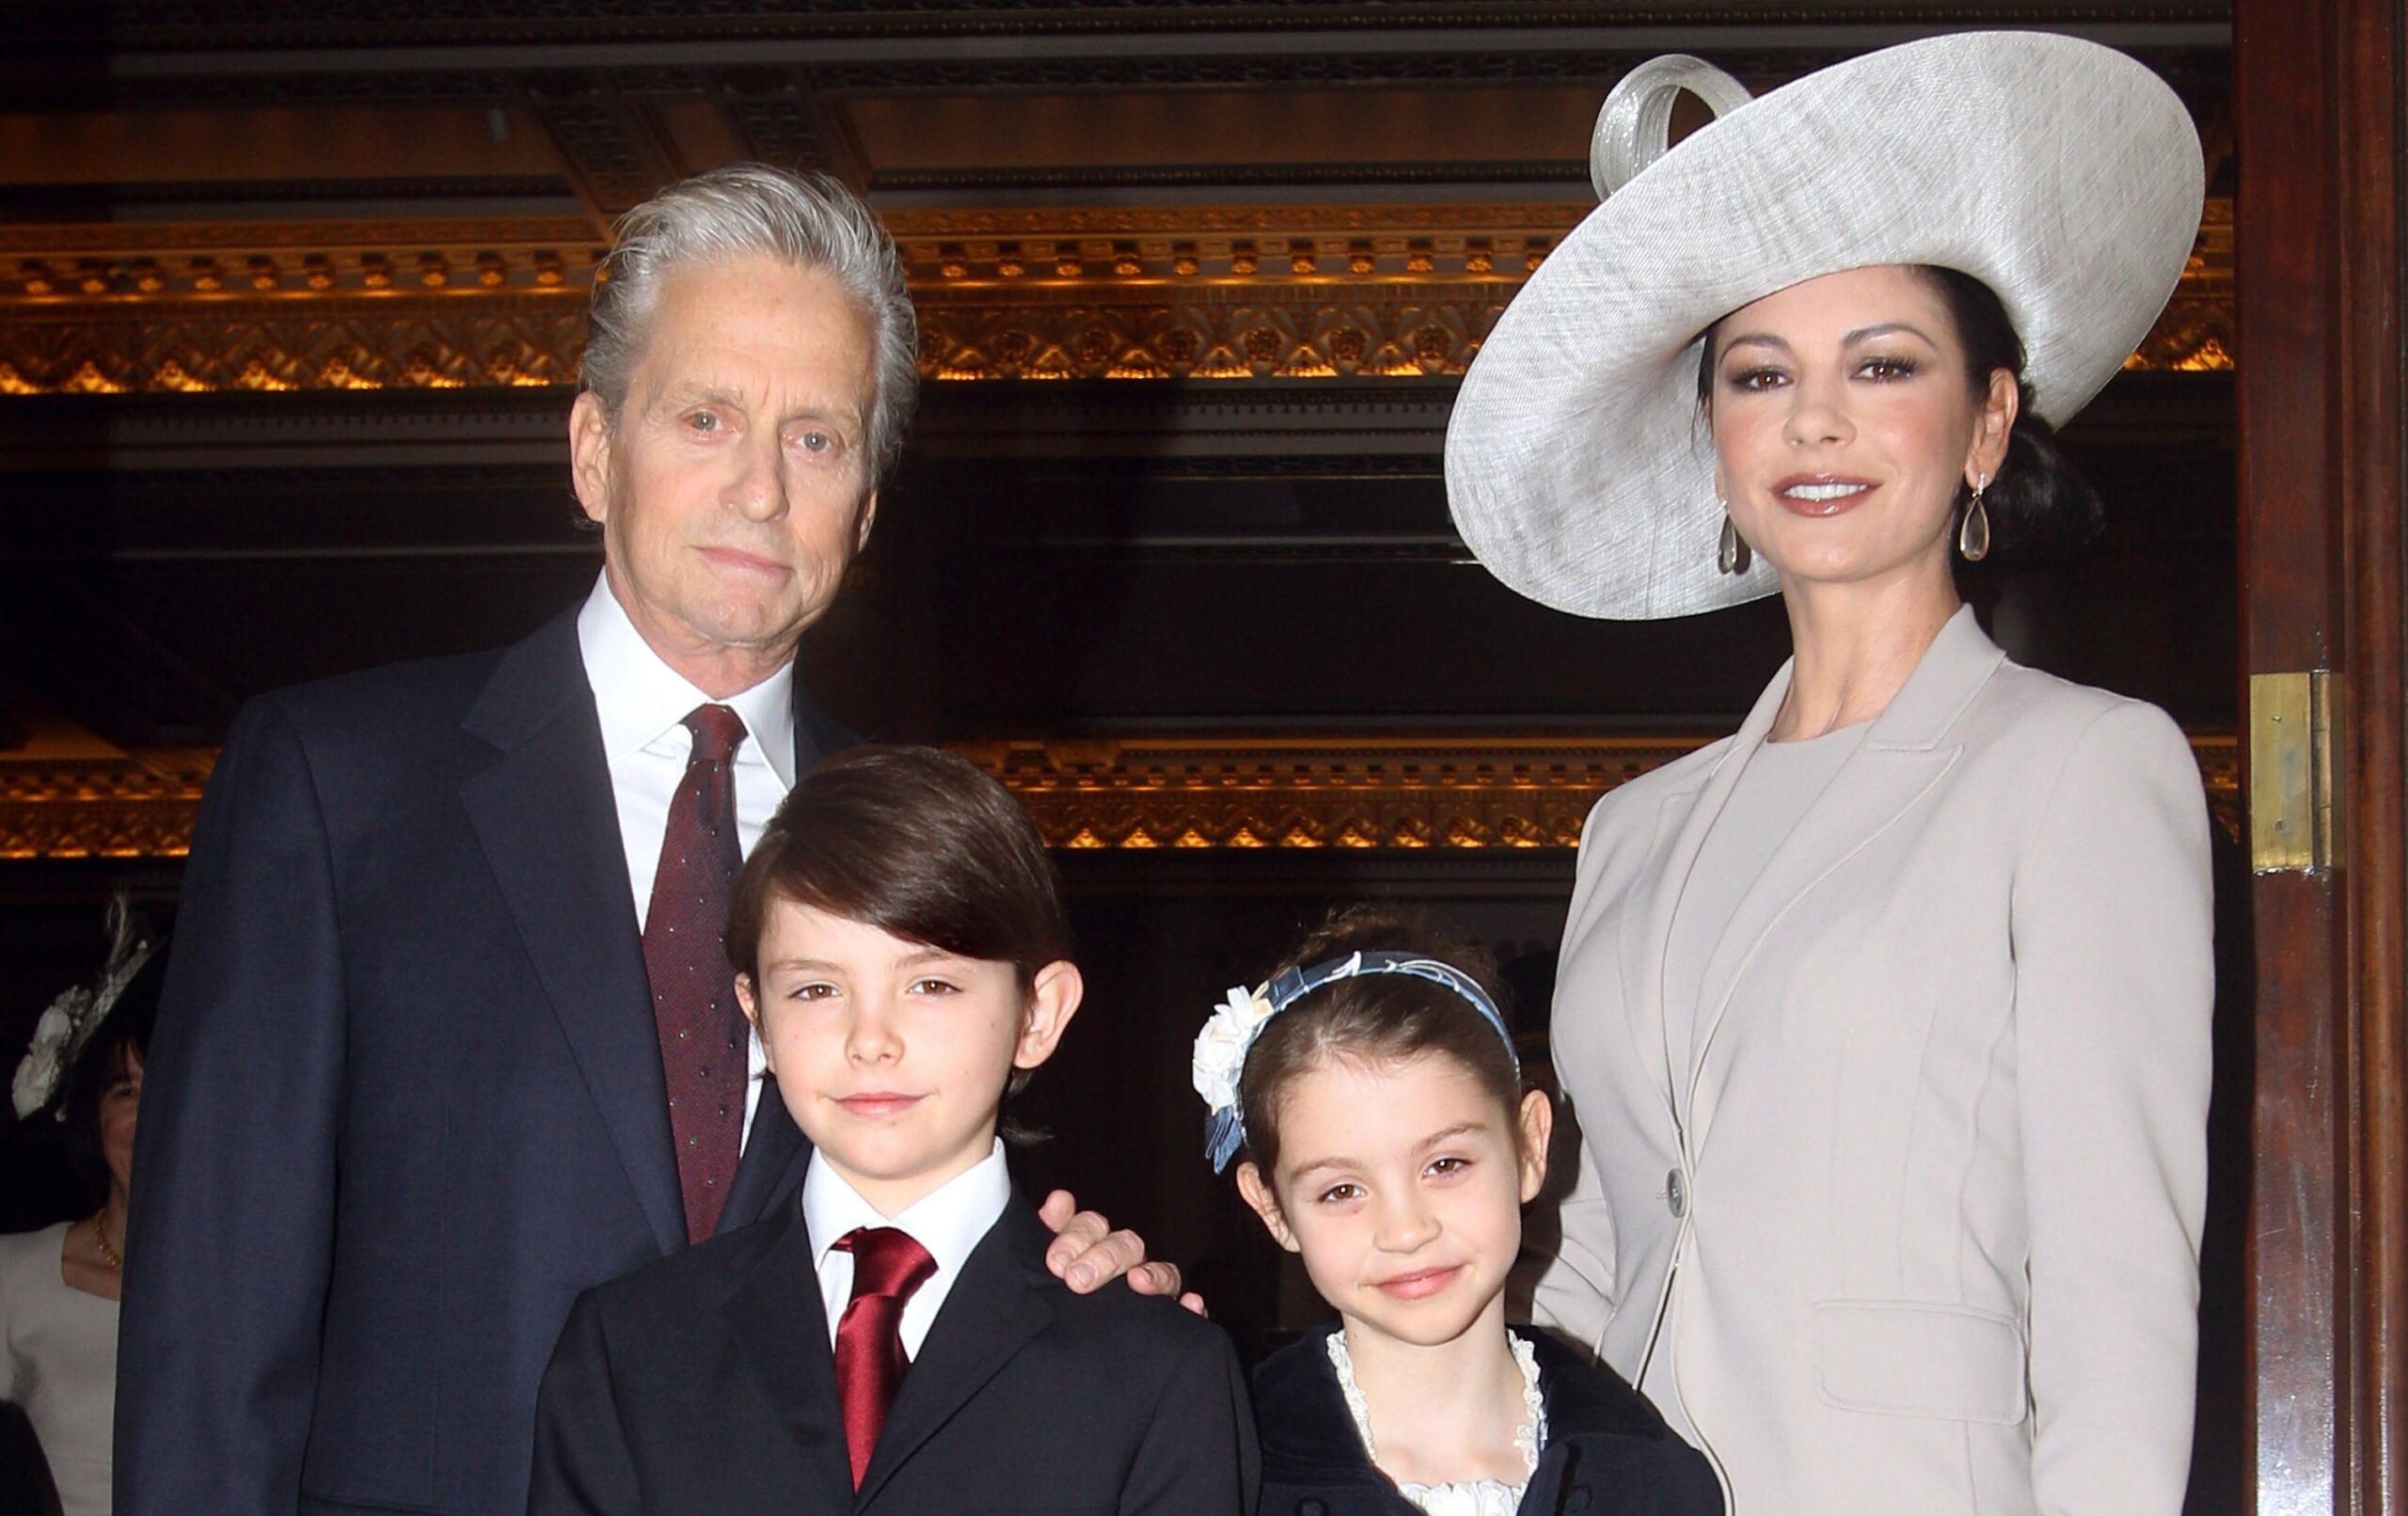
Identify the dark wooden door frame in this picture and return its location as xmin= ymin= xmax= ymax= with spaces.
xmin=2235 ymin=0 xmax=2408 ymax=1511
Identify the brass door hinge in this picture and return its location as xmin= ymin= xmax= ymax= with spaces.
xmin=2249 ymin=670 xmax=2337 ymax=873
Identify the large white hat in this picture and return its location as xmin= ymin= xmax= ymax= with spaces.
xmin=1445 ymin=31 xmax=2205 ymax=620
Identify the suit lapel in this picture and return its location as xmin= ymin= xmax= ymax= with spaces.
xmin=726 ymin=1200 xmax=857 ymax=1504
xmin=856 ymin=1202 xmax=1058 ymax=1509
xmin=459 ymin=610 xmax=684 ymax=1257
xmin=1683 ymin=607 xmax=2005 ymax=1148
xmin=724 ymin=1083 xmax=811 ymax=1228
xmin=1623 ymin=673 xmax=1793 ymax=1147
xmin=1615 ymin=784 xmax=1706 ymax=1134
xmin=791 ymin=681 xmax=855 ymax=776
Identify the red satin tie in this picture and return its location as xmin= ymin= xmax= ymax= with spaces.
xmin=832 ymin=1226 xmax=938 ymax=1489
xmin=642 ymin=703 xmax=749 ymax=1244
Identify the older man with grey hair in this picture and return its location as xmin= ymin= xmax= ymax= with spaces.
xmin=116 ymin=165 xmax=1171 ymax=1516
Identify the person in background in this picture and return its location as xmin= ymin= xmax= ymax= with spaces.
xmin=5 ymin=899 xmax=165 ymax=1516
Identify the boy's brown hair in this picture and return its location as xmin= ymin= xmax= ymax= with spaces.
xmin=726 ymin=745 xmax=1073 ymax=1116
xmin=728 ymin=744 xmax=1070 ymax=983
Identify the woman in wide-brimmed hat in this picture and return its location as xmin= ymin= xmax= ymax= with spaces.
xmin=1448 ymin=33 xmax=2212 ymax=1514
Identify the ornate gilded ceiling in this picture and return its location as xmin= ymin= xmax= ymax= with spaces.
xmin=2 ymin=2 xmax=2234 ymax=394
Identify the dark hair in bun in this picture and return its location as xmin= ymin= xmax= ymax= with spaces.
xmin=1916 ymin=265 xmax=2104 ymax=561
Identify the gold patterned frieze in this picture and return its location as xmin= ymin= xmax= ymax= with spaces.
xmin=951 ymin=734 xmax=1704 ymax=851
xmin=0 ymin=294 xmax=586 ymax=394
xmin=0 ymin=198 xmax=2235 ymax=392
xmin=917 ymin=292 xmax=1512 ymax=380
xmin=955 ymin=733 xmax=2244 ymax=851
xmin=0 ymin=732 xmax=2242 ymax=861
xmin=0 ymin=750 xmax=214 ymax=861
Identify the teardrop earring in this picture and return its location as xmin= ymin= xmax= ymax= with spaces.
xmin=1958 ymin=476 xmax=1991 ymax=562
xmin=1717 ymin=511 xmax=1752 ymax=575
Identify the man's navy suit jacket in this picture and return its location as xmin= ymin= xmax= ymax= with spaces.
xmin=115 ymin=606 xmax=848 ymax=1516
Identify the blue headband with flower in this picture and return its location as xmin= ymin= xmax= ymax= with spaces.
xmin=1191 ymin=949 xmax=1519 ymax=1173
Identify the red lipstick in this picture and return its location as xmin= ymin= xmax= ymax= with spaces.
xmin=1769 ymin=473 xmax=1877 ymax=518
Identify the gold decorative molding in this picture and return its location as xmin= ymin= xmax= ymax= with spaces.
xmin=0 ymin=294 xmax=587 ymax=395
xmin=0 ymin=220 xmax=602 ymax=261
xmin=917 ymin=292 xmax=1511 ymax=381
xmin=2122 ymin=195 xmax=2234 ymax=373
xmin=0 ymin=732 xmax=2238 ymax=861
xmin=0 ymin=199 xmax=2235 ymax=393
xmin=955 ymin=734 xmax=1704 ymax=850
xmin=958 ymin=732 xmax=2244 ymax=850
xmin=0 ymin=750 xmax=214 ymax=861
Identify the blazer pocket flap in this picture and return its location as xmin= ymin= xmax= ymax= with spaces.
xmin=1814 ymin=1299 xmax=2028 ymax=1425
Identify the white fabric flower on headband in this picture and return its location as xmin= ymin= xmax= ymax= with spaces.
xmin=1192 ymin=948 xmax=1519 ymax=1172
xmin=1192 ymin=983 xmax=1276 ymax=1119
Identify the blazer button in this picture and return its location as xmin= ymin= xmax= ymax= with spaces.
xmin=1563 ymin=1488 xmax=1593 ymax=1513
xmin=1296 ymin=1501 xmax=1327 ymax=1516
xmin=1667 ymin=1167 xmax=1687 ymax=1218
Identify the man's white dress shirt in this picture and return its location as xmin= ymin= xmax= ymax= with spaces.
xmin=576 ymin=572 xmax=797 ymax=1143
xmin=800 ymin=1143 xmax=1012 ymax=1357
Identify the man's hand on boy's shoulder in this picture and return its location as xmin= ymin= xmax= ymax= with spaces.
xmin=1038 ymin=1190 xmax=1209 ymax=1316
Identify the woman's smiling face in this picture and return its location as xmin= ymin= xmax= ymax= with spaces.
xmin=1706 ymin=264 xmax=2016 ymax=594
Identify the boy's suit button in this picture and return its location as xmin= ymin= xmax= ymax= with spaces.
xmin=1667 ymin=1168 xmax=1687 ymax=1218
xmin=1295 ymin=1501 xmax=1326 ymax=1516
xmin=1563 ymin=1487 xmax=1592 ymax=1512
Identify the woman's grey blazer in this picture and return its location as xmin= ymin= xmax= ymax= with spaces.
xmin=1535 ymin=606 xmax=2213 ymax=1516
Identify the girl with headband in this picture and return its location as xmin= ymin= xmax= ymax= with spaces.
xmin=1197 ymin=907 xmax=1721 ymax=1515
xmin=1444 ymin=32 xmax=2214 ymax=1515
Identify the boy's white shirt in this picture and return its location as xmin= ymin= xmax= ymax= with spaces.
xmin=800 ymin=1140 xmax=1012 ymax=1355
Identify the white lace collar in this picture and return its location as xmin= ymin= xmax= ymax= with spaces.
xmin=1325 ymin=1329 xmax=1548 ymax=1516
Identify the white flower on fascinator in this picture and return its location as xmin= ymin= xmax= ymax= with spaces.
xmin=1191 ymin=983 xmax=1277 ymax=1117
xmin=13 ymin=992 xmax=87 ymax=1120
xmin=12 ymin=893 xmax=159 ymax=1122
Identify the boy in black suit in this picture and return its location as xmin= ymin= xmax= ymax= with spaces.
xmin=528 ymin=746 xmax=1258 ymax=1514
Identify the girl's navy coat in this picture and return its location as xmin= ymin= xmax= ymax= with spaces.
xmin=1253 ymin=1324 xmax=1723 ymax=1516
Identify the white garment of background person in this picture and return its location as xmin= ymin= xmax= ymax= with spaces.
xmin=0 ymin=1221 xmax=119 ymax=1516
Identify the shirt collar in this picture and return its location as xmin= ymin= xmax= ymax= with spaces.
xmin=574 ymin=572 xmax=796 ymax=786
xmin=800 ymin=1141 xmax=1013 ymax=1280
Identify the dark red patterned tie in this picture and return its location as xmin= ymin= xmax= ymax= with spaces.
xmin=832 ymin=1226 xmax=937 ymax=1489
xmin=642 ymin=703 xmax=749 ymax=1244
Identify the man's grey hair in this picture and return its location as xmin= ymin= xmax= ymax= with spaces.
xmin=580 ymin=164 xmax=920 ymax=486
